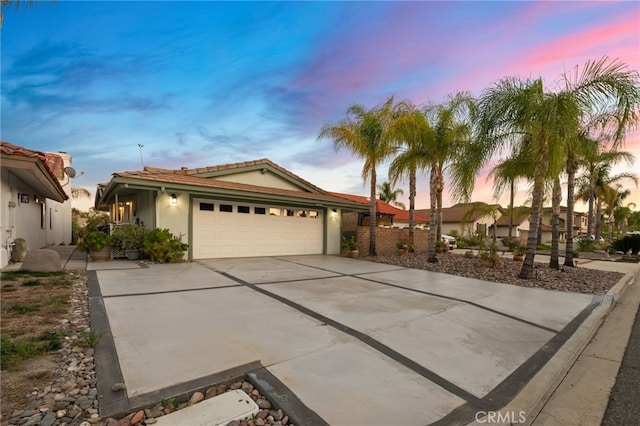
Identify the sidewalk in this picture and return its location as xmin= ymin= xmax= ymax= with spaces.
xmin=528 ymin=261 xmax=640 ymax=425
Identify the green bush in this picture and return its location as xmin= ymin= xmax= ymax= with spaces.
xmin=78 ymin=231 xmax=110 ymax=252
xmin=110 ymin=224 xmax=147 ymax=251
xmin=576 ymin=238 xmax=596 ymax=253
xmin=612 ymin=234 xmax=640 ymax=255
xmin=500 ymin=237 xmax=520 ymax=251
xmin=143 ymin=228 xmax=188 ymax=262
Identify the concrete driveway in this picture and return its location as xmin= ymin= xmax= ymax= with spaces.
xmin=89 ymin=255 xmax=601 ymax=425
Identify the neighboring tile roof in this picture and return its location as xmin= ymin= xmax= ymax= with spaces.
xmin=495 ymin=207 xmax=531 ymax=226
xmin=330 ymin=192 xmax=430 ymax=223
xmin=416 ymin=202 xmax=502 ymax=223
xmin=0 ymin=141 xmax=68 ymax=199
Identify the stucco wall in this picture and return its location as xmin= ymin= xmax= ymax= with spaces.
xmin=326 ymin=208 xmax=342 ymax=255
xmin=156 ymin=192 xmax=189 ymax=245
xmin=356 ymin=227 xmax=430 ymax=256
xmin=215 ymin=170 xmax=302 ymax=191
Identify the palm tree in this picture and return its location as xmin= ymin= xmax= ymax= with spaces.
xmin=469 ymin=57 xmax=640 ymax=279
xmin=319 ymin=97 xmax=403 ymax=256
xmin=602 ymin=184 xmax=636 ymax=241
xmin=376 ymin=181 xmax=406 ymax=209
xmin=387 ymin=106 xmax=436 ymax=260
xmin=71 ymin=187 xmax=92 ymax=199
xmin=577 ymin=147 xmax=636 ymax=239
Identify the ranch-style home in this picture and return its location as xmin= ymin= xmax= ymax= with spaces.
xmin=94 ymin=159 xmax=366 ymax=259
xmin=0 ymin=142 xmax=73 ymax=267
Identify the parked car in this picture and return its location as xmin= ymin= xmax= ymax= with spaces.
xmin=441 ymin=234 xmax=457 ymax=249
xmin=572 ymin=234 xmax=604 ymax=243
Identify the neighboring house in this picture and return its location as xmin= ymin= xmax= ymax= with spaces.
xmin=330 ymin=192 xmax=429 ymax=231
xmin=94 ymin=159 xmax=365 ymax=259
xmin=494 ymin=207 xmax=531 ymax=239
xmin=0 ymin=142 xmax=71 ymax=267
xmin=416 ymin=202 xmax=503 ymax=237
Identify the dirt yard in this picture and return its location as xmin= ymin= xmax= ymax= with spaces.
xmin=0 ymin=270 xmax=84 ymax=421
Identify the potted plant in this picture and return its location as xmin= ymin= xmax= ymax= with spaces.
xmin=78 ymin=231 xmax=111 ymax=261
xmin=346 ymin=236 xmax=359 ymax=258
xmin=512 ymin=245 xmax=525 ymax=261
xmin=396 ymin=240 xmax=409 ymax=256
xmin=435 ymin=240 xmax=447 ymax=253
xmin=464 ymin=249 xmax=475 ymax=259
xmin=110 ymin=224 xmax=147 ymax=260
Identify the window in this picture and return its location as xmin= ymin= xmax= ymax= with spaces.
xmin=309 ymin=211 xmax=319 ymax=219
xmin=220 ymin=204 xmax=233 ymax=212
xmin=199 ymin=203 xmax=214 ymax=211
xmin=269 ymin=208 xmax=281 ymax=216
xmin=49 ymin=208 xmax=53 ymax=229
xmin=296 ymin=210 xmax=307 ymax=218
xmin=255 ymin=207 xmax=266 ymax=215
xmin=238 ymin=205 xmax=250 ymax=214
xmin=285 ymin=209 xmax=295 ymax=217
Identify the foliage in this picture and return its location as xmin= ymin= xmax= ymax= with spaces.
xmin=377 ymin=181 xmax=406 ymax=209
xmin=74 ymin=328 xmax=106 ymax=348
xmin=575 ymin=238 xmax=596 ymax=253
xmin=78 ymin=231 xmax=110 ymax=252
xmin=500 ymin=237 xmax=520 ymax=251
xmin=1 ymin=331 xmax=63 ymax=370
xmin=478 ymin=242 xmax=504 ymax=267
xmin=110 ymin=224 xmax=147 ymax=251
xmin=612 ymin=234 xmax=640 ymax=255
xmin=143 ymin=228 xmax=188 ymax=263
xmin=10 ymin=303 xmax=40 ymax=315
xmin=1 ymin=270 xmax=65 ymax=280
xmin=77 ymin=211 xmax=110 ymax=237
xmin=396 ymin=240 xmax=409 ymax=250
xmin=456 ymin=240 xmax=469 ymax=249
xmin=344 ymin=236 xmax=358 ymax=251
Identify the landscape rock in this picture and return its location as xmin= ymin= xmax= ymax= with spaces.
xmin=189 ymin=391 xmax=204 ymax=405
xmin=21 ymin=249 xmax=61 ymax=272
xmin=11 ymin=238 xmax=27 ymax=262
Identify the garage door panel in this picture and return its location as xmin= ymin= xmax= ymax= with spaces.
xmin=193 ymin=198 xmax=323 ymax=259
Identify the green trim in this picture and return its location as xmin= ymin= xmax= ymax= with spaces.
xmin=100 ymin=177 xmax=366 ymax=211
xmin=323 ymin=207 xmax=328 ymax=254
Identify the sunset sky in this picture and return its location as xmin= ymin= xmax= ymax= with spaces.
xmin=2 ymin=1 xmax=639 ymax=211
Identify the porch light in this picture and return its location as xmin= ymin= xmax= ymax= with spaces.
xmin=331 ymin=208 xmax=338 ymax=218
xmin=170 ymin=193 xmax=178 ymax=205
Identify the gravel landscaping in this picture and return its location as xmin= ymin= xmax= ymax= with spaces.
xmin=364 ymin=251 xmax=626 ymax=294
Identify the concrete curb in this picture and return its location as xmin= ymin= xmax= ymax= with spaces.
xmin=487 ymin=269 xmax=639 ymax=426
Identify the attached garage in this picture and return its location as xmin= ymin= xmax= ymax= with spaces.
xmin=95 ymin=159 xmax=365 ymax=259
xmin=192 ymin=198 xmax=323 ymax=258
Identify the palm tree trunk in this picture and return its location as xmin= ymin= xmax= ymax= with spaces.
xmin=537 ymin=214 xmax=543 ymax=245
xmin=369 ymin=167 xmax=377 ymax=256
xmin=587 ymin=178 xmax=595 ymax=235
xmin=436 ymin=171 xmax=444 ymax=241
xmin=520 ymin=175 xmax=544 ymax=279
xmin=550 ymin=177 xmax=561 ymax=270
xmin=508 ymin=179 xmax=515 ymax=238
xmin=408 ymin=167 xmax=416 ymax=249
xmin=564 ymin=158 xmax=576 ymax=267
xmin=595 ymin=199 xmax=602 ymax=239
xmin=427 ymin=167 xmax=438 ymax=263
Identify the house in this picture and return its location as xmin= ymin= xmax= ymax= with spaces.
xmin=494 ymin=206 xmax=531 ymax=240
xmin=330 ymin=192 xmax=429 ymax=231
xmin=94 ymin=159 xmax=365 ymax=259
xmin=0 ymin=142 xmax=71 ymax=267
xmin=416 ymin=202 xmax=503 ymax=237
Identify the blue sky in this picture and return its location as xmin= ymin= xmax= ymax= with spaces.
xmin=2 ymin=1 xmax=639 ymax=210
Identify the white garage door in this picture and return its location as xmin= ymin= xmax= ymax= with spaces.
xmin=192 ymin=198 xmax=324 ymax=259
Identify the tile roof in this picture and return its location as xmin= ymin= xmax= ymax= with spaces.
xmin=140 ymin=158 xmax=325 ymax=193
xmin=416 ymin=202 xmax=502 ymax=223
xmin=109 ymin=168 xmax=364 ymax=207
xmin=495 ymin=207 xmax=531 ymax=226
xmin=1 ymin=141 xmax=68 ymax=200
xmin=330 ymin=192 xmax=429 ymax=223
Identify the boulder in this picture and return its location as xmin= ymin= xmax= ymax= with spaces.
xmin=21 ymin=249 xmax=62 ymax=272
xmin=11 ymin=238 xmax=27 ymax=262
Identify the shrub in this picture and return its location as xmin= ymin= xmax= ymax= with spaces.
xmin=500 ymin=237 xmax=519 ymax=251
xmin=612 ymin=234 xmax=640 ymax=255
xmin=576 ymin=238 xmax=596 ymax=253
xmin=78 ymin=231 xmax=110 ymax=252
xmin=110 ymin=224 xmax=147 ymax=251
xmin=143 ymin=228 xmax=188 ymax=262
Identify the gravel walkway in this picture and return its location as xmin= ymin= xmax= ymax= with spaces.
xmin=364 ymin=252 xmax=625 ymax=294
